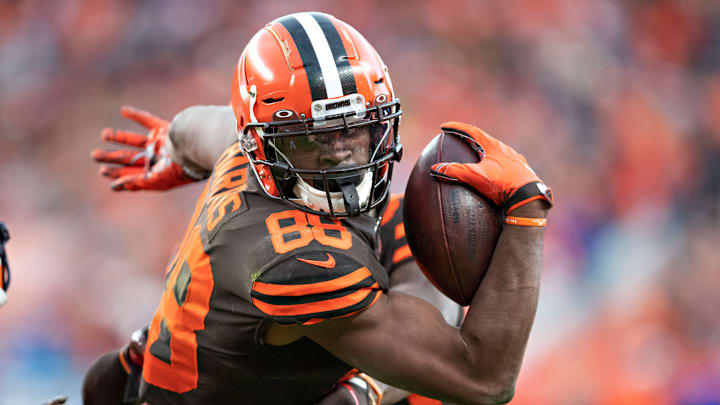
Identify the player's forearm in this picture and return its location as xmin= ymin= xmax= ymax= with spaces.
xmin=459 ymin=201 xmax=548 ymax=402
xmin=367 ymin=263 xmax=462 ymax=404
xmin=390 ymin=261 xmax=464 ymax=326
xmin=167 ymin=105 xmax=238 ymax=172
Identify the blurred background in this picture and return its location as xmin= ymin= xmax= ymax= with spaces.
xmin=1 ymin=0 xmax=719 ymax=403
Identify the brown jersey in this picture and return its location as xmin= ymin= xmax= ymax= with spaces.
xmin=139 ymin=143 xmax=397 ymax=404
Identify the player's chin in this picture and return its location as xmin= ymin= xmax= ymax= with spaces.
xmin=303 ymin=169 xmax=368 ymax=192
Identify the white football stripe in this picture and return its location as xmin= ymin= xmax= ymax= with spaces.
xmin=292 ymin=13 xmax=343 ymax=98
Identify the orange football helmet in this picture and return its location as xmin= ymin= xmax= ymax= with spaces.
xmin=231 ymin=12 xmax=402 ymax=218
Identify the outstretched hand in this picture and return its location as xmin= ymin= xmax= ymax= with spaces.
xmin=91 ymin=106 xmax=201 ymax=191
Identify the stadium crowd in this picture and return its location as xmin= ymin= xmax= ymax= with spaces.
xmin=0 ymin=0 xmax=718 ymax=403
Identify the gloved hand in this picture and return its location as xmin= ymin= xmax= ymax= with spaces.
xmin=316 ymin=372 xmax=383 ymax=405
xmin=92 ymin=106 xmax=204 ymax=191
xmin=430 ymin=121 xmax=553 ymax=214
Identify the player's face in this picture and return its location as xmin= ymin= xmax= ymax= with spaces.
xmin=274 ymin=126 xmax=372 ymax=171
xmin=273 ymin=126 xmax=372 ymax=191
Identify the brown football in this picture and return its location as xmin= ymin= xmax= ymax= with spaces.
xmin=403 ymin=132 xmax=502 ymax=306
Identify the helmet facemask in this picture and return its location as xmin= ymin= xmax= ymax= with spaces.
xmin=242 ymin=97 xmax=402 ymax=218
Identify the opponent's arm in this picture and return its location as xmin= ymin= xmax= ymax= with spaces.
xmin=92 ymin=105 xmax=236 ymax=191
xmin=167 ymin=105 xmax=238 ymax=171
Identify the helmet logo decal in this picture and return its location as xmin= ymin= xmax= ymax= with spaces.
xmin=278 ymin=13 xmax=357 ymax=101
xmin=311 ymin=93 xmax=366 ymax=124
xmin=325 ymin=99 xmax=351 ymax=111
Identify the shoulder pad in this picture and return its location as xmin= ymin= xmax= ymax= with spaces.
xmin=251 ymin=252 xmax=382 ymax=325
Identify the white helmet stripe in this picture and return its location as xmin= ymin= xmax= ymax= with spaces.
xmin=292 ymin=13 xmax=344 ymax=98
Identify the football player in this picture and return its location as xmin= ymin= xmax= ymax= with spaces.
xmin=87 ymin=109 xmax=460 ymax=404
xmin=87 ymin=12 xmax=552 ymax=405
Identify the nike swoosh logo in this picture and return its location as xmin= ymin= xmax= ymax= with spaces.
xmin=297 ymin=253 xmax=336 ymax=269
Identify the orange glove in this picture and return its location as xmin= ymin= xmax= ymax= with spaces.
xmin=430 ymin=121 xmax=553 ymax=213
xmin=92 ymin=106 xmax=205 ymax=191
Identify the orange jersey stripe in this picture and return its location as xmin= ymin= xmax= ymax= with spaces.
xmin=317 ymin=290 xmax=383 ymax=325
xmin=252 ymin=283 xmax=379 ymax=316
xmin=407 ymin=394 xmax=444 ymax=405
xmin=392 ymin=244 xmax=412 ymax=264
xmin=300 ymin=318 xmax=326 ymax=325
xmin=253 ymin=267 xmax=372 ymax=297
xmin=165 ymin=182 xmax=209 ymax=277
xmin=381 ymin=194 xmax=402 ymax=226
xmin=394 ymin=222 xmax=405 ymax=239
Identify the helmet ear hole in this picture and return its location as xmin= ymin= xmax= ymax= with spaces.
xmin=263 ymin=97 xmax=285 ymax=104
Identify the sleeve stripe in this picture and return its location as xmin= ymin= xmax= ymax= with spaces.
xmin=252 ymin=283 xmax=379 ymax=317
xmin=392 ymin=244 xmax=412 ymax=264
xmin=252 ymin=266 xmax=372 ymax=296
xmin=333 ymin=288 xmax=382 ymax=320
xmin=270 ymin=289 xmax=382 ymax=325
xmin=251 ymin=275 xmax=376 ymax=305
xmin=406 ymin=394 xmax=444 ymax=405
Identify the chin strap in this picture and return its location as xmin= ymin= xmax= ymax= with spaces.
xmin=292 ymin=172 xmax=372 ymax=216
xmin=339 ymin=182 xmax=361 ymax=216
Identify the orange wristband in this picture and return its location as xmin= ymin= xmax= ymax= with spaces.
xmin=504 ymin=216 xmax=547 ymax=227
